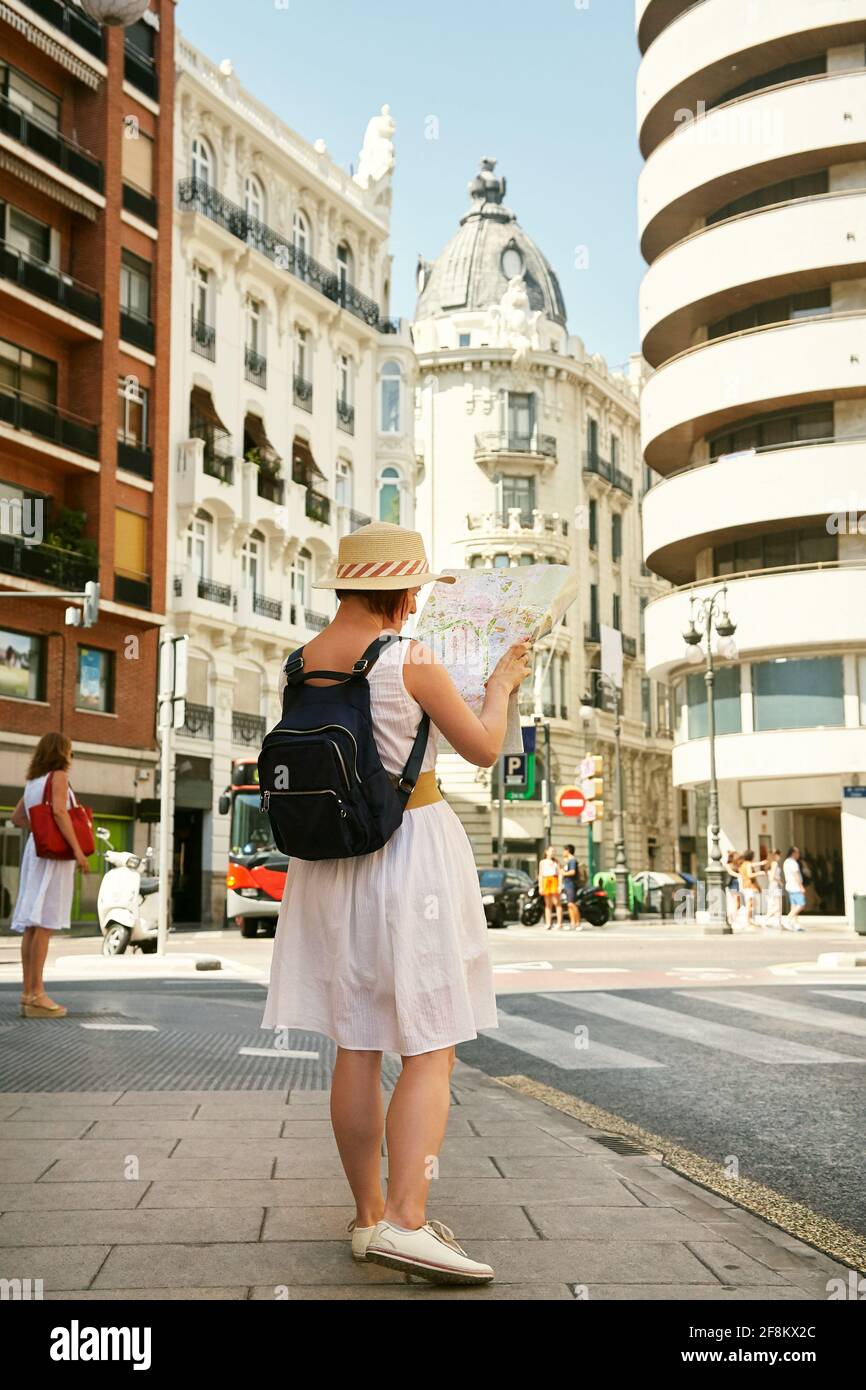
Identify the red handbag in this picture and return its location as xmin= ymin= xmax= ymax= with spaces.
xmin=29 ymin=772 xmax=95 ymax=861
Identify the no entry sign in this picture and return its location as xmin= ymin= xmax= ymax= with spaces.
xmin=558 ymin=785 xmax=587 ymax=818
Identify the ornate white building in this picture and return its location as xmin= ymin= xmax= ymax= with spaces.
xmin=413 ymin=159 xmax=675 ymax=874
xmin=637 ymin=0 xmax=866 ymax=920
xmin=168 ymin=37 xmax=417 ymax=923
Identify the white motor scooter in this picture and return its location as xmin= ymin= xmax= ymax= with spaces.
xmin=95 ymin=826 xmax=161 ymax=955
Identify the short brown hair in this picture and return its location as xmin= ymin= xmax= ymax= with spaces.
xmin=335 ymin=588 xmax=408 ymax=622
xmin=27 ymin=732 xmax=72 ymax=781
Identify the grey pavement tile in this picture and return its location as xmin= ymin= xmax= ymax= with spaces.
xmin=696 ymin=1227 xmax=843 ymax=1274
xmin=84 ymin=1119 xmax=286 ymax=1141
xmin=286 ymin=1092 xmax=331 ymax=1105
xmin=0 ymin=1093 xmax=124 ymax=1106
xmin=92 ymin=1241 xmax=408 ymax=1289
xmin=624 ymin=1179 xmax=738 ymax=1220
xmin=171 ymin=1136 xmax=340 ymax=1160
xmin=6 ymin=1106 xmax=199 ymax=1125
xmin=623 ymin=1167 xmax=736 ymax=1208
xmin=0 ymin=1244 xmax=110 ymax=1292
xmin=465 ymin=1239 xmax=722 ymax=1285
xmin=0 ymin=1139 xmax=175 ymax=1163
xmin=141 ymin=1176 xmax=643 ymax=1210
xmin=437 ymin=1133 xmax=581 ymax=1158
xmin=784 ymin=1270 xmax=858 ymax=1298
xmin=40 ymin=1154 xmax=276 ymax=1183
xmin=272 ymin=1151 xmax=499 ymax=1179
xmin=261 ymin=1204 xmax=538 ymax=1242
xmin=0 ymin=1207 xmax=264 ymax=1247
xmin=47 ymin=1287 xmax=249 ymax=1301
xmin=0 ymin=1121 xmax=94 ymax=1140
xmin=192 ymin=1102 xmax=312 ymax=1121
xmin=585 ymin=1285 xmax=816 ymax=1301
xmin=525 ymin=1205 xmax=719 ymax=1241
xmin=0 ymin=1156 xmax=62 ymax=1183
xmin=0 ymin=1182 xmax=149 ymax=1211
xmin=685 ymin=1242 xmax=789 ymax=1286
xmin=142 ymin=1179 xmax=357 ymax=1209
xmin=114 ymin=1090 xmax=289 ymax=1105
xmin=277 ymin=1121 xmax=343 ymax=1139
xmin=494 ymin=1154 xmax=640 ymax=1180
xmin=249 ymin=1282 xmax=575 ymax=1300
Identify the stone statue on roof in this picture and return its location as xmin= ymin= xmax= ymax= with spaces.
xmin=487 ymin=276 xmax=542 ymax=365
xmin=354 ymin=105 xmax=396 ymax=189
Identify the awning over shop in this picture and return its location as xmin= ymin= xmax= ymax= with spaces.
xmin=190 ymin=385 xmax=229 ymax=434
xmin=292 ymin=434 xmax=326 ymax=485
xmin=244 ymin=412 xmax=281 ymax=467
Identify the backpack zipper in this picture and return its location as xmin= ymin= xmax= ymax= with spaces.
xmin=263 ymin=788 xmax=347 ymax=819
xmin=265 ymin=725 xmax=361 ymax=785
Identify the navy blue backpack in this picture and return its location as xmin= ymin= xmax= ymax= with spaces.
xmin=258 ymin=634 xmax=429 ymax=861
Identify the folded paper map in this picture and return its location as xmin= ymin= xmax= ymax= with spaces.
xmin=415 ymin=565 xmax=579 ymax=755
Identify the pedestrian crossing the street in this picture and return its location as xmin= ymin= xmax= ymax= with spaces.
xmin=480 ymin=988 xmax=866 ymax=1071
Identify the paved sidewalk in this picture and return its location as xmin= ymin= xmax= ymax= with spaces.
xmin=0 ymin=1061 xmax=850 ymax=1300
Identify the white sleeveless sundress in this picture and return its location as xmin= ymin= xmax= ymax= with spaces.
xmin=261 ymin=638 xmax=499 ymax=1055
xmin=11 ymin=774 xmax=76 ymax=932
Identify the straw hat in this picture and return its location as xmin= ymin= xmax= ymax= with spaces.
xmin=313 ymin=521 xmax=457 ymax=591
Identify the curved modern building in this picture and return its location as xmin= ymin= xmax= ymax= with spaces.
xmin=637 ymin=0 xmax=866 ymax=919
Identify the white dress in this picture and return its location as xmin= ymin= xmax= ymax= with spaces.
xmin=10 ymin=774 xmax=76 ymax=933
xmin=261 ymin=638 xmax=499 ymax=1055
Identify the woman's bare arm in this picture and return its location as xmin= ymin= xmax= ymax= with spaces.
xmin=51 ymin=771 xmax=90 ymax=870
xmin=403 ymin=639 xmax=531 ymax=768
xmin=10 ymin=797 xmax=28 ymax=829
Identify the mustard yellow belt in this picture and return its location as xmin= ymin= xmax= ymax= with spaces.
xmin=404 ymin=770 xmax=443 ymax=811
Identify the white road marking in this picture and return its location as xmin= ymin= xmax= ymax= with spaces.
xmin=79 ymin=1023 xmax=157 ymax=1032
xmin=684 ymin=990 xmax=866 ymax=1041
xmin=539 ymin=992 xmax=864 ymax=1065
xmin=493 ymin=961 xmax=554 ymax=974
xmin=813 ymin=990 xmax=866 ymax=1006
xmin=482 ymin=1013 xmax=663 ymax=1070
xmin=564 ymin=967 xmax=630 ymax=974
xmin=238 ymin=1047 xmax=319 ymax=1060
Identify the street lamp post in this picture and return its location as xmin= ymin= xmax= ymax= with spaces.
xmin=683 ymin=585 xmax=737 ymax=934
xmin=581 ymin=670 xmax=630 ymax=921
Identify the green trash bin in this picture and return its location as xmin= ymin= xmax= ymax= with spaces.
xmin=854 ymin=894 xmax=866 ymax=936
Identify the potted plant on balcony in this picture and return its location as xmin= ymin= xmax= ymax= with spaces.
xmin=42 ymin=507 xmax=98 ymax=588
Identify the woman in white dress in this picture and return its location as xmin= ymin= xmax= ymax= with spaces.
xmin=11 ymin=732 xmax=91 ymax=1018
xmin=262 ymin=522 xmax=531 ymax=1286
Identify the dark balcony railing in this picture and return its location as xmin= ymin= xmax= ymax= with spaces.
xmin=583 ymin=451 xmax=612 ymax=482
xmin=232 ymin=711 xmax=267 ymax=746
xmin=0 ymin=94 xmax=102 ymax=193
xmin=304 ymin=608 xmax=329 ymax=632
xmin=191 ymin=313 xmax=216 ymax=361
xmin=0 ymin=383 xmax=99 ymax=458
xmin=475 ymin=430 xmax=556 ymax=459
xmin=612 ymin=465 xmax=634 ymax=497
xmin=117 ymin=437 xmax=152 ymax=480
xmin=192 ymin=576 xmax=232 ymax=606
xmin=244 ymin=346 xmax=267 ymax=388
xmin=252 ymin=592 xmax=282 ymax=621
xmin=306 ymin=489 xmax=330 ymax=525
xmin=0 ymin=239 xmax=101 ymax=326
xmin=622 ymin=634 xmax=637 ymax=658
xmin=200 ymin=445 xmax=233 ymax=485
xmin=180 ymin=702 xmax=214 ymax=741
xmin=177 ymin=178 xmax=381 ymax=326
xmin=336 ymin=398 xmax=355 ymax=435
xmin=378 ymin=317 xmax=402 ymax=334
xmin=20 ymin=0 xmax=105 ymax=59
xmin=124 ymin=45 xmax=158 ymax=101
xmin=0 ymin=534 xmax=97 ymax=589
xmin=115 ymin=572 xmax=151 ymax=609
xmin=256 ymin=472 xmax=284 ymax=505
xmin=293 ymin=373 xmax=313 ymax=412
xmin=585 ymin=620 xmax=601 ymax=644
xmin=122 ymin=181 xmax=157 ymax=227
xmin=120 ymin=307 xmax=154 ymax=353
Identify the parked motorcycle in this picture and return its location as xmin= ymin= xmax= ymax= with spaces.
xmin=520 ymin=882 xmax=611 ymax=928
xmin=95 ymin=826 xmax=161 ymax=955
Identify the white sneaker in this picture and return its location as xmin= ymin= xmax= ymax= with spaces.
xmin=366 ymin=1219 xmax=495 ymax=1285
xmin=347 ymin=1219 xmax=376 ymax=1260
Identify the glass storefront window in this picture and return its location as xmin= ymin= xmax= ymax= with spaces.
xmin=686 ymin=665 xmax=742 ymax=739
xmin=0 ymin=627 xmax=44 ymax=701
xmin=752 ymin=656 xmax=844 ymax=731
xmin=76 ymin=646 xmax=113 ymax=713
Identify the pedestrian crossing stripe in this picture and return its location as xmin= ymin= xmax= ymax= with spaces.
xmin=814 ymin=990 xmax=866 ymax=1005
xmin=238 ymin=1047 xmax=319 ymax=1060
xmin=481 ymin=1012 xmax=663 ymax=1071
xmin=690 ymin=990 xmax=866 ymax=1040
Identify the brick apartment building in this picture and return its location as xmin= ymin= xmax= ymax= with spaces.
xmin=0 ymin=0 xmax=174 ymax=928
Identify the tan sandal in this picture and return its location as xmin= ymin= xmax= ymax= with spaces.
xmin=20 ymin=994 xmax=32 ymax=1018
xmin=24 ymin=994 xmax=67 ymax=1019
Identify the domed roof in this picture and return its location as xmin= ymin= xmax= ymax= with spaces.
xmin=415 ymin=158 xmax=567 ymax=327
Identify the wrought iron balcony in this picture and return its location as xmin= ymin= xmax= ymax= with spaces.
xmin=585 ymin=620 xmax=601 ymax=645
xmin=122 ymin=181 xmax=157 ymax=227
xmin=115 ymin=571 xmax=151 ymax=609
xmin=0 ymin=534 xmax=96 ymax=590
xmin=252 ymin=593 xmax=283 ymax=621
xmin=180 ymin=702 xmax=214 ymax=741
xmin=378 ymin=317 xmax=403 ymax=334
xmin=612 ymin=465 xmax=634 ymax=497
xmin=177 ymin=178 xmax=382 ymax=327
xmin=191 ymin=312 xmax=216 ymax=361
xmin=19 ymin=0 xmax=105 ymax=60
xmin=293 ymin=374 xmax=313 ymax=412
xmin=622 ymin=634 xmax=637 ymax=658
xmin=256 ymin=472 xmax=284 ymax=505
xmin=336 ymin=398 xmax=355 ymax=434
xmin=0 ymin=383 xmax=99 ymax=459
xmin=124 ymin=44 xmax=158 ymax=101
xmin=306 ymin=489 xmax=331 ymax=525
xmin=0 ymin=239 xmax=101 ymax=326
xmin=466 ymin=508 xmax=569 ymax=539
xmin=474 ymin=430 xmax=556 ymax=460
xmin=120 ymin=306 xmax=154 ymax=353
xmin=173 ymin=574 xmax=233 ymax=607
xmin=583 ymin=451 xmax=612 ymax=482
xmin=245 ymin=346 xmax=267 ymax=389
xmin=232 ymin=711 xmax=267 ymax=746
xmin=304 ymin=608 xmax=329 ymax=632
xmin=0 ymin=94 xmax=102 ymax=193
xmin=117 ymin=436 xmax=152 ymax=480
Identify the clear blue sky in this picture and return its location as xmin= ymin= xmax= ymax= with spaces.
xmin=176 ymin=0 xmax=643 ymax=368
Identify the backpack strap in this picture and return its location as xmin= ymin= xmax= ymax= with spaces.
xmin=395 ymin=709 xmax=430 ymax=807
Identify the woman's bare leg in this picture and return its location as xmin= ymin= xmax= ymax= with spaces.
xmin=330 ymin=1048 xmax=386 ymax=1228
xmin=21 ymin=927 xmax=34 ymax=998
xmin=383 ymin=1045 xmax=454 ymax=1230
xmin=543 ymin=895 xmax=552 ymax=928
xmin=27 ymin=928 xmax=55 ymax=1002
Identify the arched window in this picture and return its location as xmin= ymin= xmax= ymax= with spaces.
xmin=337 ymin=241 xmax=354 ymax=301
xmin=293 ymin=209 xmax=310 ymax=261
xmin=380 ymin=359 xmax=401 ymax=434
xmin=185 ymin=509 xmax=212 ymax=581
xmin=378 ymin=467 xmax=401 ymax=525
xmin=191 ymin=136 xmax=214 ymax=185
xmin=244 ymin=174 xmax=265 ymax=224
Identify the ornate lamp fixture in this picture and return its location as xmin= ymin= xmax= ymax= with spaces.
xmin=79 ymin=0 xmax=151 ymax=26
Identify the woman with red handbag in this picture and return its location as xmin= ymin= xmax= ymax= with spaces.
xmin=10 ymin=732 xmax=92 ymax=1018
